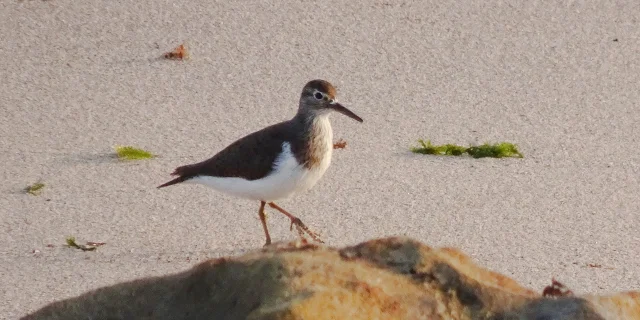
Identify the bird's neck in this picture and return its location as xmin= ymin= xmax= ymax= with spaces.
xmin=293 ymin=111 xmax=333 ymax=141
xmin=292 ymin=111 xmax=333 ymax=169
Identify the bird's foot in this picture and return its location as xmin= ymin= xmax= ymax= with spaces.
xmin=289 ymin=217 xmax=324 ymax=244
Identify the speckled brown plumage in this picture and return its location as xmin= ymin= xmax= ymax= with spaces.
xmin=291 ymin=117 xmax=333 ymax=170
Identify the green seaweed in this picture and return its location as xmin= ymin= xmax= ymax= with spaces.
xmin=114 ymin=145 xmax=155 ymax=160
xmin=411 ymin=139 xmax=523 ymax=159
xmin=467 ymin=142 xmax=523 ymax=159
xmin=25 ymin=182 xmax=45 ymax=195
xmin=410 ymin=140 xmax=467 ymax=156
xmin=66 ymin=236 xmax=105 ymax=251
xmin=66 ymin=236 xmax=95 ymax=251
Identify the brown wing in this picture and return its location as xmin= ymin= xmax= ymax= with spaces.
xmin=157 ymin=121 xmax=292 ymax=188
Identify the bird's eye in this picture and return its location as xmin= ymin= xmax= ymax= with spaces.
xmin=314 ymin=92 xmax=323 ymax=100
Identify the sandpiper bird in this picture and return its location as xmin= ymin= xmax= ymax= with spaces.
xmin=158 ymin=79 xmax=363 ymax=245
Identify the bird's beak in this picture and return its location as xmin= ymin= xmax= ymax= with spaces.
xmin=330 ymin=102 xmax=363 ymax=123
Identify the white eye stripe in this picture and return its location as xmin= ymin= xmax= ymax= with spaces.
xmin=312 ymin=90 xmax=336 ymax=103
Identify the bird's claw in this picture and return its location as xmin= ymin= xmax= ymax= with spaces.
xmin=289 ymin=217 xmax=324 ymax=243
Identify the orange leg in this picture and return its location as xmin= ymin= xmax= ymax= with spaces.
xmin=267 ymin=202 xmax=324 ymax=243
xmin=258 ymin=201 xmax=272 ymax=246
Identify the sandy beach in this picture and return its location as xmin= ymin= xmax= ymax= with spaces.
xmin=2 ymin=0 xmax=639 ymax=318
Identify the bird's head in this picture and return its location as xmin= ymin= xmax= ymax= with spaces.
xmin=299 ymin=79 xmax=363 ymax=123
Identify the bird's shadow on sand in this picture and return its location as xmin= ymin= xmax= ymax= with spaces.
xmin=8 ymin=152 xmax=128 ymax=196
xmin=54 ymin=152 xmax=126 ymax=166
xmin=392 ymin=149 xmax=472 ymax=163
xmin=57 ymin=152 xmax=165 ymax=167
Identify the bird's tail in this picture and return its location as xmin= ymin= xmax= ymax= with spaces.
xmin=157 ymin=166 xmax=191 ymax=189
xmin=157 ymin=176 xmax=190 ymax=188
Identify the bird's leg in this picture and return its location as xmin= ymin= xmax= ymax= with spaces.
xmin=267 ymin=202 xmax=324 ymax=243
xmin=258 ymin=201 xmax=272 ymax=246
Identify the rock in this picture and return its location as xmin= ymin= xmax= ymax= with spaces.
xmin=21 ymin=237 xmax=640 ymax=320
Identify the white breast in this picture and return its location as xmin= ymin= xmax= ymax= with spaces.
xmin=306 ymin=115 xmax=333 ymax=180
